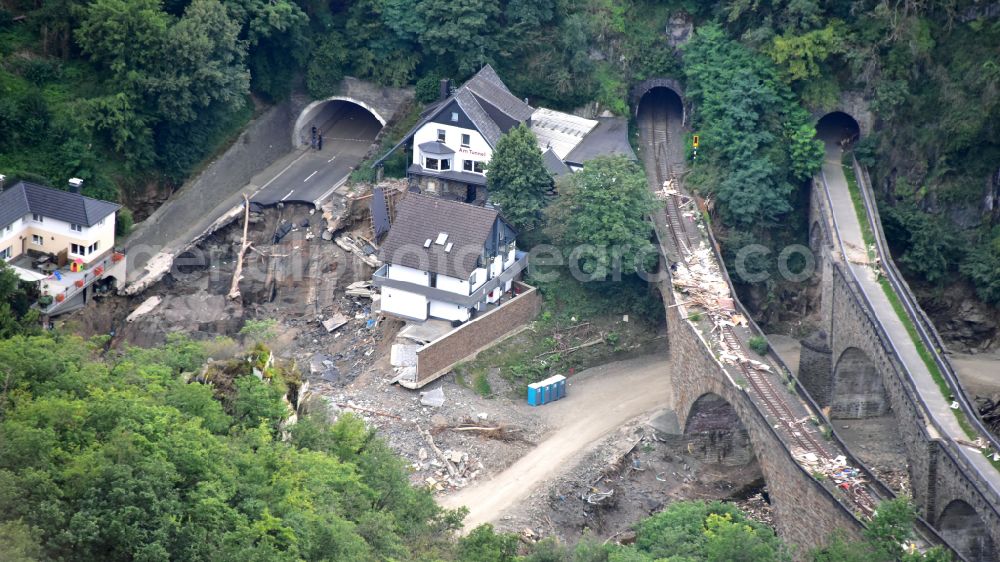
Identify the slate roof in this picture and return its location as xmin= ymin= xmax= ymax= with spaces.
xmin=378 ymin=193 xmax=503 ymax=279
xmin=541 ymin=148 xmax=571 ymax=177
xmin=0 ymin=181 xmax=120 ymax=229
xmin=462 ymin=65 xmax=534 ymax=123
xmin=374 ymin=65 xmax=533 ymax=165
xmin=564 ymin=117 xmax=638 ymax=165
xmin=418 ymin=141 xmax=455 ymax=155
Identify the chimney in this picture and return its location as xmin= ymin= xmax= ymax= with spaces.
xmin=0 ymin=174 xmax=6 ymax=193
xmin=68 ymin=178 xmax=83 ymax=193
xmin=439 ymin=79 xmax=450 ymax=101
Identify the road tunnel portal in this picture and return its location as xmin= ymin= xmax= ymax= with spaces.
xmin=293 ymin=98 xmax=385 ymax=149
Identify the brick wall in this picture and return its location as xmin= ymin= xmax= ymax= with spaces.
xmin=415 ymin=282 xmax=541 ymax=386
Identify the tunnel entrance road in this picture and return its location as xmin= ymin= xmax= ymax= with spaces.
xmin=251 ymin=102 xmax=382 ymax=206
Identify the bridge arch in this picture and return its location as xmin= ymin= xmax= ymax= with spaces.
xmin=683 ymin=392 xmax=757 ymax=466
xmin=831 ymin=346 xmax=889 ymax=419
xmin=293 ymin=97 xmax=386 ymax=148
xmin=937 ymin=499 xmax=997 ymax=562
xmin=816 ymin=111 xmax=861 ymax=146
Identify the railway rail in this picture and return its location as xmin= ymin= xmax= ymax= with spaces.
xmin=638 ymin=94 xmax=885 ymax=521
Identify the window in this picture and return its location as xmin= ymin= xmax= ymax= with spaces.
xmin=473 ymin=161 xmax=484 ymax=173
xmin=71 ymin=243 xmax=84 ymax=255
xmin=71 ymin=223 xmax=82 ymax=232
xmin=32 ymin=234 xmax=43 ymax=246
xmin=0 ymin=246 xmax=10 ymax=260
xmin=463 ymin=160 xmax=484 ymax=174
xmin=88 ymin=242 xmax=99 ymax=254
xmin=3 ymin=223 xmax=11 ymax=234
xmin=32 ymin=213 xmax=43 ymax=223
xmin=437 ymin=129 xmax=446 ymax=142
xmin=450 ymin=112 xmax=459 ymax=122
xmin=426 ymin=157 xmax=450 ymax=171
xmin=461 ymin=134 xmax=470 ymax=147
xmin=469 ymin=270 xmax=477 ymax=285
xmin=98 ymin=218 xmax=105 ymax=226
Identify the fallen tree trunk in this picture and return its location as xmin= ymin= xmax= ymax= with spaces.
xmin=228 ymin=194 xmax=251 ymax=300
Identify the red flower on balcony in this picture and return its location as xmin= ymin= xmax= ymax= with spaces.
xmin=94 ymin=266 xmax=104 ymax=276
xmin=55 ymin=294 xmax=65 ymax=302
xmin=74 ymin=279 xmax=85 ymax=288
xmin=112 ymin=252 xmax=124 ymax=263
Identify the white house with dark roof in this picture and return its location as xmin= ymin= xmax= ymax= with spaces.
xmin=375 ymin=65 xmax=636 ymax=205
xmin=372 ymin=193 xmax=526 ymax=323
xmin=0 ymin=180 xmax=126 ymax=315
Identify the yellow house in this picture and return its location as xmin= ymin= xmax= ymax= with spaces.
xmin=0 ymin=180 xmax=119 ymax=265
xmin=1 ymin=179 xmax=126 ymax=315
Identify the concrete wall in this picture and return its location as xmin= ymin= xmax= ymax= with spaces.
xmin=415 ymin=281 xmax=540 ymax=386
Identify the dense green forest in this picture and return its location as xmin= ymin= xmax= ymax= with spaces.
xmin=0 ymin=333 xmax=949 ymax=560
xmin=2 ymin=0 xmax=996 ymax=308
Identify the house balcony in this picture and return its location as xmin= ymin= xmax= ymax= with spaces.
xmin=12 ymin=248 xmax=127 ymax=316
xmin=373 ymin=251 xmax=527 ymax=308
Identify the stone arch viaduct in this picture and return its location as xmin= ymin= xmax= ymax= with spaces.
xmin=636 ymin=78 xmax=1000 ymax=561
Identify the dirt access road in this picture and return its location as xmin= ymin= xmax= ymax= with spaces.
xmin=441 ymin=354 xmax=673 ymax=531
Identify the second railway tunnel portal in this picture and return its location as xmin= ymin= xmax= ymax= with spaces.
xmin=633 ymin=82 xmax=873 ymax=550
xmin=636 ymin=80 xmax=997 ymax=559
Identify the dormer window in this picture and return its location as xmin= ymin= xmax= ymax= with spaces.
xmin=450 ymin=112 xmax=458 ymax=122
xmin=437 ymin=129 xmax=446 ymax=142
xmin=32 ymin=213 xmax=43 ymax=223
xmin=435 ymin=232 xmax=448 ymax=245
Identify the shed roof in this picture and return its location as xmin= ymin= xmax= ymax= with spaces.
xmin=377 ymin=193 xmax=505 ymax=279
xmin=0 ymin=181 xmax=120 ymax=229
xmin=529 ymin=108 xmax=598 ymax=159
xmin=564 ymin=117 xmax=637 ymax=165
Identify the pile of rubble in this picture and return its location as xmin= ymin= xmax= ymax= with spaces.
xmin=793 ymin=450 xmax=877 ymax=518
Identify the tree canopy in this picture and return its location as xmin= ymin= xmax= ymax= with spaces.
xmin=545 ymin=156 xmax=656 ymax=280
xmin=486 ymin=124 xmax=553 ymax=232
xmin=0 ymin=334 xmax=460 ymax=561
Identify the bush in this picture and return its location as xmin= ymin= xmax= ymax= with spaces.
xmin=748 ymin=335 xmax=769 ymax=355
xmin=115 ymin=207 xmax=133 ymax=237
xmin=415 ymin=74 xmax=442 ymax=104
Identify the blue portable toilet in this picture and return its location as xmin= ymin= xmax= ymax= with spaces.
xmin=541 ymin=383 xmax=551 ymax=404
xmin=551 ymin=375 xmax=566 ymax=400
xmin=527 ymin=382 xmax=541 ymax=406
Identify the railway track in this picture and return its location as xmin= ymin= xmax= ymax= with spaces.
xmin=639 ymin=94 xmax=881 ymax=520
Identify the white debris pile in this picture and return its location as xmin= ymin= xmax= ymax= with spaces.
xmin=655 ymin=178 xmax=680 ymax=200
xmin=793 ymin=450 xmax=877 ymax=518
xmin=671 ymin=244 xmax=735 ymax=321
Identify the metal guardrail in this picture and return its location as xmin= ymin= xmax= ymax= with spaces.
xmin=819 ymin=162 xmax=1000 ymax=535
xmin=849 ymin=156 xmax=1000 ymax=527
xmin=698 ymin=204 xmax=964 ymax=554
xmin=852 ymin=156 xmax=1000 ymax=463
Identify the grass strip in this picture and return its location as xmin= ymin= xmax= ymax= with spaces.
xmin=840 ymin=159 xmax=999 ymax=467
